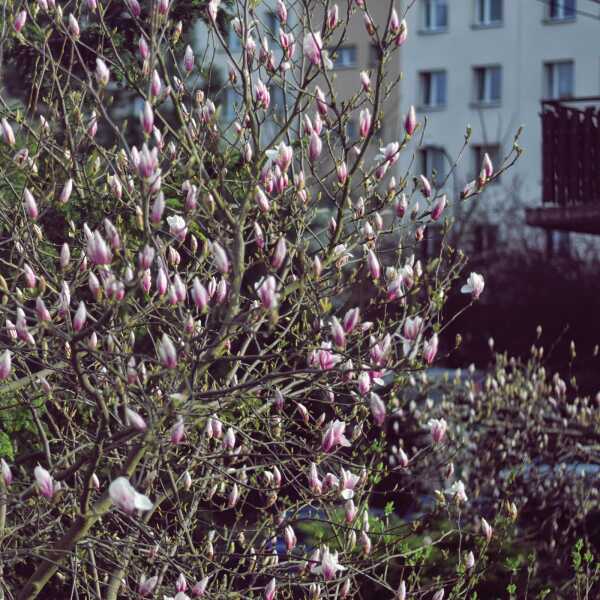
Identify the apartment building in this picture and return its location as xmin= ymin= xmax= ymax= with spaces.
xmin=399 ymin=0 xmax=600 ymax=257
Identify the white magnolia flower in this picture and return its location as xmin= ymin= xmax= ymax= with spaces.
xmin=461 ymin=272 xmax=485 ymax=300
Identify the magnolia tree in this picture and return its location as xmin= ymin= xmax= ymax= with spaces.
xmin=0 ymin=0 xmax=509 ymax=598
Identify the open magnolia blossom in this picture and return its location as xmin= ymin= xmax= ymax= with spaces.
xmin=461 ymin=272 xmax=485 ymax=300
xmin=311 ymin=546 xmax=347 ymax=580
xmin=108 ymin=477 xmax=153 ymax=513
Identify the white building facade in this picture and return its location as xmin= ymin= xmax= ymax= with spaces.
xmin=399 ymin=0 xmax=600 ymax=257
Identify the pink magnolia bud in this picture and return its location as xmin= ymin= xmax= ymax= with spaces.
xmin=139 ymin=574 xmax=159 ymax=597
xmin=23 ymin=188 xmax=38 ymax=220
xmin=343 ymin=307 xmax=360 ymax=333
xmin=395 ymin=18 xmax=408 ymax=46
xmin=420 ymin=174 xmax=432 ymax=198
xmin=150 ymin=69 xmax=162 ymax=98
xmin=1 ymin=458 xmax=12 ymax=486
xmin=157 ymin=0 xmax=169 ymax=16
xmin=284 ymin=524 xmax=297 ymax=551
xmin=431 ymin=194 xmax=447 ymax=221
xmin=327 ymin=4 xmax=339 ymax=29
xmin=345 ymin=499 xmax=357 ymax=523
xmin=139 ymin=37 xmax=150 ymax=60
xmin=337 ymin=161 xmax=348 ymax=185
xmin=192 ymin=278 xmax=209 ymax=311
xmin=276 ymin=0 xmax=287 ymax=23
xmin=315 ymin=86 xmax=328 ymax=116
xmin=357 ymin=372 xmax=371 ymax=396
xmin=176 ymin=573 xmax=187 ymax=593
xmin=330 ymin=317 xmax=345 ymax=349
xmin=156 ymin=268 xmax=168 ymax=296
xmin=428 ymin=418 xmax=447 ymax=444
xmin=192 ymin=576 xmax=209 ymax=597
xmin=171 ymin=416 xmax=185 ymax=444
xmin=72 ymin=301 xmax=87 ymax=332
xmin=271 ymin=237 xmax=287 ymax=269
xmin=482 ymin=152 xmax=494 ymax=178
xmin=256 ymin=275 xmax=278 ymax=310
xmin=366 ymin=249 xmax=380 ymax=280
xmin=394 ymin=193 xmax=408 ymax=218
xmin=254 ymin=221 xmax=265 ymax=249
xmin=481 ymin=517 xmax=493 ymax=541
xmin=125 ymin=406 xmax=147 ymax=431
xmin=264 ymin=578 xmax=276 ymax=600
xmin=359 ymin=108 xmax=371 ymax=138
xmin=1 ymin=118 xmax=16 ymax=146
xmin=141 ymin=101 xmax=154 ymax=135
xmin=227 ymin=483 xmax=239 ymax=508
xmin=158 ymin=334 xmax=177 ymax=368
xmin=95 ymin=58 xmax=110 ymax=87
xmin=14 ymin=10 xmax=27 ymax=33
xmin=432 ymin=589 xmax=445 ymax=600
xmin=34 ymin=465 xmax=54 ymax=499
xmin=255 ymin=185 xmax=270 ymax=213
xmin=87 ymin=231 xmax=112 ymax=266
xmin=360 ymin=70 xmax=371 ymax=93
xmin=0 ymin=350 xmax=11 ymax=381
xmin=212 ymin=242 xmax=230 ymax=274
xmin=87 ymin=0 xmax=97 ymax=11
xmin=59 ymin=243 xmax=70 ymax=270
xmin=138 ymin=245 xmax=155 ymax=270
xmin=23 ymin=263 xmax=36 ymax=289
xmin=423 ymin=334 xmax=439 ymax=365
xmin=255 ymin=79 xmax=271 ymax=109
xmin=308 ymin=131 xmax=322 ymax=162
xmin=364 ymin=13 xmax=375 ymax=35
xmin=369 ymin=392 xmax=386 ymax=426
xmin=404 ymin=105 xmax=417 ymax=136
xmin=88 ymin=272 xmax=101 ymax=300
xmin=184 ymin=45 xmax=195 ymax=72
xmin=223 ymin=427 xmax=236 ymax=450
xmin=127 ymin=0 xmax=141 ymax=16
xmin=68 ymin=14 xmax=80 ymax=38
xmin=150 ymin=192 xmax=165 ymax=224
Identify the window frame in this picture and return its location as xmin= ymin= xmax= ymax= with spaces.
xmin=419 ymin=70 xmax=448 ymax=109
xmin=331 ymin=45 xmax=358 ymax=69
xmin=422 ymin=0 xmax=449 ymax=32
xmin=547 ymin=0 xmax=576 ymax=21
xmin=475 ymin=0 xmax=503 ymax=26
xmin=473 ymin=65 xmax=502 ymax=106
xmin=544 ymin=60 xmax=575 ymax=100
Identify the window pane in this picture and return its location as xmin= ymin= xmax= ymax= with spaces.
xmin=422 ymin=73 xmax=432 ymax=105
xmin=557 ymin=63 xmax=574 ymax=98
xmin=424 ymin=0 xmax=432 ymax=28
xmin=432 ymin=149 xmax=445 ymax=176
xmin=434 ymin=72 xmax=447 ymax=105
xmin=490 ymin=0 xmax=502 ymax=22
xmin=436 ymin=0 xmax=448 ymax=27
xmin=490 ymin=67 xmax=501 ymax=100
xmin=476 ymin=69 xmax=485 ymax=101
xmin=564 ymin=0 xmax=575 ymax=17
xmin=267 ymin=12 xmax=280 ymax=36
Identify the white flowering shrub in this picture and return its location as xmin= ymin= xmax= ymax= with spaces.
xmin=0 ymin=1 xmax=517 ymax=598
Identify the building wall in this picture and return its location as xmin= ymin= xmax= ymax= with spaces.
xmin=399 ymin=0 xmax=600 ymax=255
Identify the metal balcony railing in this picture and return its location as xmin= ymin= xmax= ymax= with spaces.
xmin=541 ymin=97 xmax=600 ymax=206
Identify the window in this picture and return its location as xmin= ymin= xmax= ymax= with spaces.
xmin=473 ymin=224 xmax=498 ymax=254
xmin=546 ymin=231 xmax=570 ymax=258
xmin=474 ymin=66 xmax=502 ymax=104
xmin=266 ymin=11 xmax=280 ymax=37
xmin=420 ymin=147 xmax=446 ymax=181
xmin=547 ymin=0 xmax=576 ymax=20
xmin=424 ymin=225 xmax=444 ymax=258
xmin=472 ymin=144 xmax=501 ymax=182
xmin=476 ymin=0 xmax=502 ymax=25
xmin=423 ymin=0 xmax=448 ymax=31
xmin=269 ymin=85 xmax=285 ymax=115
xmin=545 ymin=61 xmax=574 ymax=99
xmin=420 ymin=70 xmax=447 ymax=108
xmin=369 ymin=44 xmax=383 ymax=68
xmin=332 ymin=46 xmax=357 ymax=69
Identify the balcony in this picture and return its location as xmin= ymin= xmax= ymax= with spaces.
xmin=526 ymin=97 xmax=600 ymax=235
